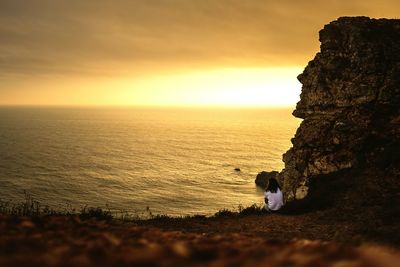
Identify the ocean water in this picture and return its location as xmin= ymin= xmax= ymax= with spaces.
xmin=0 ymin=107 xmax=300 ymax=216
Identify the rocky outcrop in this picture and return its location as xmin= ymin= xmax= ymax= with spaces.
xmin=255 ymin=171 xmax=279 ymax=188
xmin=279 ymin=17 xmax=400 ymax=201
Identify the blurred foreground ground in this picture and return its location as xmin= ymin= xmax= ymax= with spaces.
xmin=1 ymin=212 xmax=399 ymax=267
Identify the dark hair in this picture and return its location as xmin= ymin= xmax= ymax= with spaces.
xmin=266 ymin=178 xmax=281 ymax=193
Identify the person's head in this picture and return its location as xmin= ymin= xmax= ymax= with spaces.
xmin=266 ymin=178 xmax=281 ymax=193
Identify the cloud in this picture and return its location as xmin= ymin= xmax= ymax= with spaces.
xmin=0 ymin=0 xmax=399 ymax=78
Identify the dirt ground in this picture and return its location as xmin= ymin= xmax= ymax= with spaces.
xmin=1 ymin=211 xmax=399 ymax=267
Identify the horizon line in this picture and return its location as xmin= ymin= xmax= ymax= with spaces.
xmin=0 ymin=104 xmax=297 ymax=109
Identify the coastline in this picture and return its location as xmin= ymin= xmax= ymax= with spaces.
xmin=2 ymin=16 xmax=400 ymax=267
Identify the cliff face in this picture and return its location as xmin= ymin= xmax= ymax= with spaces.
xmin=280 ymin=17 xmax=400 ymax=201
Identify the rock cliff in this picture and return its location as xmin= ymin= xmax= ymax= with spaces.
xmin=279 ymin=17 xmax=400 ymax=205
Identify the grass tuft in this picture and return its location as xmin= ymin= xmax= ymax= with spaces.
xmin=214 ymin=209 xmax=236 ymax=217
xmin=79 ymin=206 xmax=113 ymax=221
xmin=0 ymin=191 xmax=268 ymax=221
xmin=238 ymin=204 xmax=265 ymax=216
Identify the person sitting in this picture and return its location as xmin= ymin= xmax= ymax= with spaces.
xmin=264 ymin=178 xmax=284 ymax=211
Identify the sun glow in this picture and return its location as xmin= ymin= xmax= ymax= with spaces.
xmin=113 ymin=67 xmax=302 ymax=107
xmin=1 ymin=67 xmax=303 ymax=107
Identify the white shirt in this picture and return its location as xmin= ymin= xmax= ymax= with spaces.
xmin=264 ymin=188 xmax=284 ymax=211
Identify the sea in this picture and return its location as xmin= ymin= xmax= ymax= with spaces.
xmin=0 ymin=107 xmax=300 ymax=217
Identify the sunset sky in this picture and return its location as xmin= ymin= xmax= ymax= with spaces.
xmin=1 ymin=0 xmax=399 ymax=107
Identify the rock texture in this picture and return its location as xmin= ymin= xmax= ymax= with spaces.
xmin=279 ymin=17 xmax=400 ymax=200
xmin=255 ymin=171 xmax=279 ymax=188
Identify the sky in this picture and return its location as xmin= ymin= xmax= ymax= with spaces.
xmin=0 ymin=0 xmax=399 ymax=107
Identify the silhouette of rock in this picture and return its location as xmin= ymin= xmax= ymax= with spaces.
xmin=234 ymin=168 xmax=241 ymax=172
xmin=255 ymin=171 xmax=279 ymax=188
xmin=279 ymin=17 xmax=400 ymax=210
